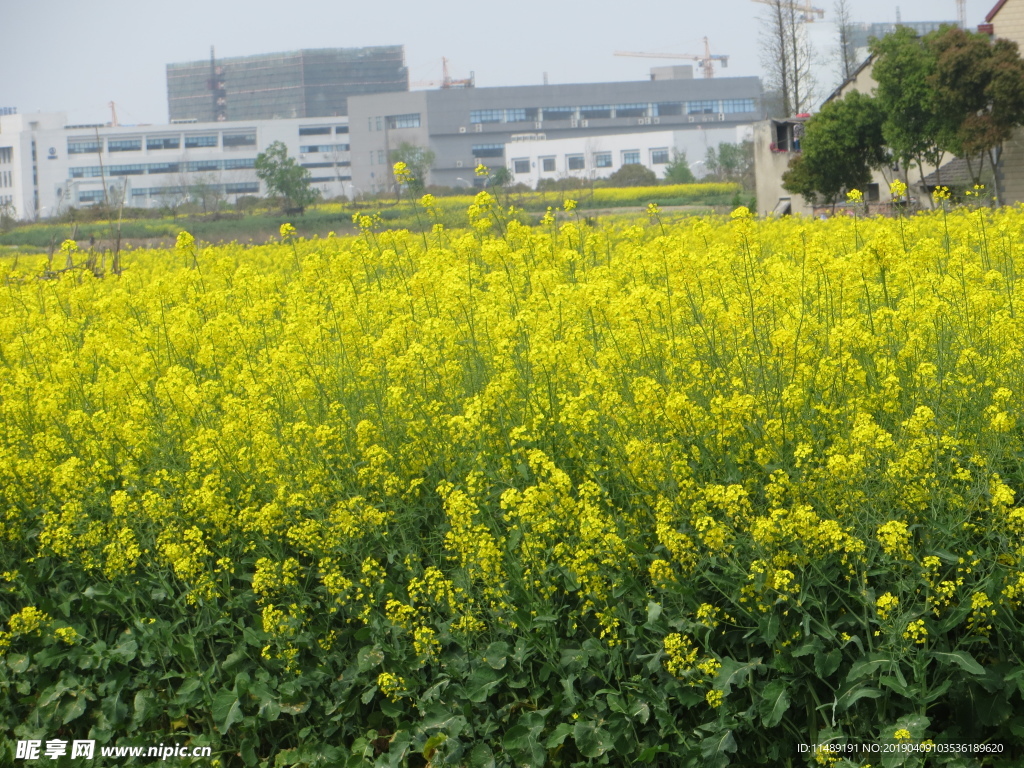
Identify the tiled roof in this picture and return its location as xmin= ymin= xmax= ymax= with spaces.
xmin=921 ymin=156 xmax=990 ymax=187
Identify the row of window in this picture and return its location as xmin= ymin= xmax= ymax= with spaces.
xmin=512 ymin=147 xmax=670 ymax=174
xmin=300 ymin=143 xmax=350 ymax=154
xmin=0 ymin=147 xmax=12 ymax=164
xmin=298 ymin=125 xmax=349 ymax=136
xmin=471 ymin=144 xmax=504 ymax=158
xmin=300 ymin=161 xmax=351 ymax=168
xmin=67 ymin=133 xmax=257 ymax=154
xmin=309 ymin=175 xmax=352 ymax=183
xmin=124 ymin=182 xmax=262 ymax=199
xmin=469 ymin=99 xmax=756 ymax=124
xmin=69 ymin=158 xmax=256 ymax=178
xmin=367 ymin=113 xmax=422 ymax=131
xmin=0 ymin=170 xmax=11 ymax=188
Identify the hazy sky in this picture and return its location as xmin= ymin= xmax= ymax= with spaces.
xmin=1 ymin=0 xmax=1000 ymax=126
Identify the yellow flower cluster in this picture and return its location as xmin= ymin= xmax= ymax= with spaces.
xmin=876 ymin=520 xmax=912 ymax=561
xmin=903 ymin=619 xmax=927 ymax=645
xmin=876 ymin=592 xmax=899 ymax=621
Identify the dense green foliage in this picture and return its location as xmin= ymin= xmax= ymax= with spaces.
xmin=255 ymin=142 xmax=321 ymax=213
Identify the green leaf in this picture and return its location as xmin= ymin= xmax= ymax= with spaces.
xmin=791 ymin=637 xmax=823 ymax=658
xmin=638 ymin=745 xmax=673 ymax=762
xmin=469 ymin=743 xmax=495 ymax=768
xmin=545 ymin=722 xmax=573 ymax=748
xmin=62 ymin=695 xmax=87 ymax=724
xmin=357 ymin=646 xmax=384 ymax=673
xmin=815 ymin=649 xmax=842 ymax=678
xmin=423 ymin=734 xmax=448 ymax=760
xmin=920 ymin=678 xmax=951 ymax=705
xmin=132 ymin=689 xmax=157 ymax=728
xmin=646 ymin=601 xmax=662 ymax=625
xmin=573 ymin=720 xmax=612 ymax=759
xmin=712 ymin=657 xmax=761 ymax=695
xmin=259 ymin=697 xmax=281 ymax=722
xmin=893 ymin=713 xmax=930 ymax=736
xmin=174 ymin=679 xmax=202 ymax=703
xmin=700 ymin=729 xmax=737 ymax=768
xmin=932 ymin=651 xmax=985 ymax=676
xmin=482 ymin=641 xmax=509 ymax=670
xmin=110 ymin=636 xmax=138 ymax=663
xmin=7 ymin=654 xmax=29 ymax=674
xmin=835 ymin=683 xmax=883 ymax=712
xmin=847 ymin=655 xmax=897 ymax=681
xmin=240 ymin=737 xmax=258 ymax=767
xmin=629 ymin=699 xmax=651 ymax=724
xmin=101 ymin=693 xmax=128 ymax=726
xmin=212 ymin=690 xmax=243 ymax=734
xmin=388 ymin=730 xmax=412 ymax=768
xmin=224 ymin=649 xmax=247 ymax=669
xmin=758 ymin=680 xmax=790 ymax=728
xmin=878 ymin=675 xmax=912 ymax=698
xmin=465 ymin=666 xmax=501 ymax=703
xmin=503 ymin=723 xmax=545 ymax=767
xmin=760 ymin=613 xmax=780 ymax=645
xmin=279 ymin=694 xmax=310 ymax=716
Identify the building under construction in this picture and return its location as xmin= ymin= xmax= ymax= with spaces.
xmin=166 ymin=46 xmax=408 ymax=122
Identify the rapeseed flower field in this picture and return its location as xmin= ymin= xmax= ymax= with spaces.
xmin=1 ymin=194 xmax=1023 ymax=766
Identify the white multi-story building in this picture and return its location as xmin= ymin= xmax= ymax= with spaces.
xmin=503 ymin=125 xmax=754 ymax=189
xmin=0 ymin=109 xmax=352 ymax=219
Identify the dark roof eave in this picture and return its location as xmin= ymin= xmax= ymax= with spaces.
xmin=987 ymin=0 xmax=1009 ymax=23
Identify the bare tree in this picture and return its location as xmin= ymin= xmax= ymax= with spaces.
xmin=834 ymin=0 xmax=857 ymax=84
xmin=760 ymin=0 xmax=817 ymax=116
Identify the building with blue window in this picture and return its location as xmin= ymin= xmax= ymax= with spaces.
xmin=347 ymin=71 xmax=762 ymax=192
xmin=0 ymin=111 xmax=352 ymax=219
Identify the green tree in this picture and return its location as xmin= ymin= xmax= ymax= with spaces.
xmin=782 ymin=90 xmax=888 ymax=207
xmin=870 ymin=27 xmax=945 ymax=201
xmin=605 ymin=163 xmax=658 ymax=187
xmin=254 ymin=141 xmax=320 ymax=213
xmin=663 ymin=150 xmax=696 ymax=184
xmin=389 ymin=143 xmax=436 ymax=193
xmin=927 ymin=25 xmax=1024 ymax=196
xmin=488 ymin=166 xmax=513 ymax=189
xmin=704 ymin=141 xmax=755 ymax=189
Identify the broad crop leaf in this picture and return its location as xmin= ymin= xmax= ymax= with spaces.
xmin=759 ymin=680 xmax=790 ymax=727
xmin=700 ymin=729 xmax=737 ymax=768
xmin=932 ymin=651 xmax=985 ymax=676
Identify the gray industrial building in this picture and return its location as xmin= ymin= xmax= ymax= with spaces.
xmin=167 ymin=47 xmax=408 ymax=122
xmin=347 ymin=74 xmax=763 ymax=192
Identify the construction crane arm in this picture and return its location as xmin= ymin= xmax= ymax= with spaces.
xmin=749 ymin=0 xmax=825 ymax=22
xmin=614 ymin=38 xmax=728 ymax=78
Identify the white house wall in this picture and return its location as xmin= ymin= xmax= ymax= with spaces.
xmin=504 ymin=126 xmax=753 ymax=189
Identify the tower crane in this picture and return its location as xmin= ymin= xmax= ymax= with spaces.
xmin=411 ymin=58 xmax=475 ymax=89
xmin=750 ymin=0 xmax=825 ymax=23
xmin=614 ymin=37 xmax=729 ymax=79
